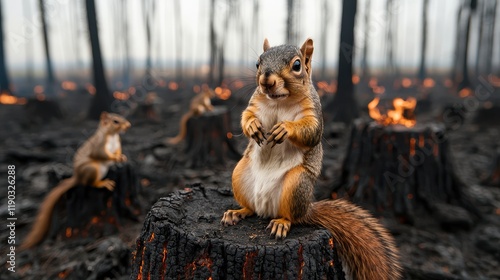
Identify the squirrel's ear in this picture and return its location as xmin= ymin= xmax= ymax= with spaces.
xmin=100 ymin=111 xmax=108 ymax=120
xmin=263 ymin=38 xmax=270 ymax=52
xmin=300 ymin=38 xmax=314 ymax=76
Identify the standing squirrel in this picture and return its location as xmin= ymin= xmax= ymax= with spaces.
xmin=20 ymin=112 xmax=131 ymax=250
xmin=167 ymin=84 xmax=216 ymax=145
xmin=221 ymin=39 xmax=402 ymax=279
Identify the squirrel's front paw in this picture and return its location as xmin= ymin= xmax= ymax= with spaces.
xmin=118 ymin=154 xmax=127 ymax=162
xmin=267 ymin=121 xmax=289 ymax=148
xmin=245 ymin=118 xmax=266 ymax=146
xmin=221 ymin=208 xmax=254 ymax=226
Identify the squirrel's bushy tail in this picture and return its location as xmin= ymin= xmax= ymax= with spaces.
xmin=167 ymin=111 xmax=193 ymax=145
xmin=301 ymin=199 xmax=402 ymax=280
xmin=20 ymin=177 xmax=76 ymax=250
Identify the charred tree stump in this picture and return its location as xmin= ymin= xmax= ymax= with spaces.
xmin=25 ymin=98 xmax=63 ymax=124
xmin=184 ymin=106 xmax=241 ymax=167
xmin=131 ymin=185 xmax=345 ymax=280
xmin=332 ymin=119 xmax=479 ymax=225
xmin=49 ymin=163 xmax=141 ymax=240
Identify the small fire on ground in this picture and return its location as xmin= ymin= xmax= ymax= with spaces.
xmin=368 ymin=96 xmax=417 ymax=128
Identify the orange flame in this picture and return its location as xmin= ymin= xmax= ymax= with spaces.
xmin=368 ymin=97 xmax=417 ymax=127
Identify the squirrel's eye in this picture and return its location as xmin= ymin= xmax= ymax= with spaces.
xmin=256 ymin=62 xmax=259 ymax=69
xmin=292 ymin=60 xmax=301 ymax=72
xmin=113 ymin=120 xmax=119 ymax=124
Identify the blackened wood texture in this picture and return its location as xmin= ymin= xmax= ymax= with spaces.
xmin=332 ymin=120 xmax=478 ymax=223
xmin=184 ymin=106 xmax=241 ymax=167
xmin=131 ymin=186 xmax=345 ymax=280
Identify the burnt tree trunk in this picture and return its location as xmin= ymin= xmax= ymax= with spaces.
xmin=86 ymin=0 xmax=113 ymax=120
xmin=325 ymin=0 xmax=359 ymax=123
xmin=0 ymin=1 xmax=11 ymax=94
xmin=184 ymin=106 xmax=241 ymax=168
xmin=131 ymin=185 xmax=345 ymax=280
xmin=330 ymin=120 xmax=479 ymax=225
xmin=39 ymin=0 xmax=55 ymax=87
xmin=47 ymin=163 xmax=141 ymax=241
xmin=418 ymin=0 xmax=429 ymax=82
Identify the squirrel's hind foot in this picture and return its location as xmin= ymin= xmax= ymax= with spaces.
xmin=267 ymin=218 xmax=291 ymax=239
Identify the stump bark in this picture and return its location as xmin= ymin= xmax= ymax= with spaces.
xmin=332 ymin=119 xmax=478 ymax=224
xmin=131 ymin=185 xmax=345 ymax=280
xmin=48 ymin=163 xmax=142 ymax=240
xmin=184 ymin=106 xmax=241 ymax=167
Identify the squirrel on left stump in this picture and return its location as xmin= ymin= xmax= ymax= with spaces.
xmin=20 ymin=112 xmax=131 ymax=250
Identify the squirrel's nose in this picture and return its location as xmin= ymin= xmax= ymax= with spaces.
xmin=259 ymin=76 xmax=277 ymax=91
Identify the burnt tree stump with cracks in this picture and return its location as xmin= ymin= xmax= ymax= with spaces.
xmin=184 ymin=106 xmax=241 ymax=167
xmin=331 ymin=119 xmax=479 ymax=225
xmin=131 ymin=186 xmax=345 ymax=280
xmin=48 ymin=163 xmax=142 ymax=240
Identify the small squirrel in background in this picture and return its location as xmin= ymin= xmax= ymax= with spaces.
xmin=167 ymin=84 xmax=216 ymax=145
xmin=221 ymin=38 xmax=402 ymax=279
xmin=20 ymin=112 xmax=131 ymax=250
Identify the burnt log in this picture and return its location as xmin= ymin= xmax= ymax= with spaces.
xmin=330 ymin=119 xmax=479 ymax=225
xmin=48 ymin=163 xmax=142 ymax=241
xmin=131 ymin=185 xmax=345 ymax=280
xmin=184 ymin=106 xmax=241 ymax=167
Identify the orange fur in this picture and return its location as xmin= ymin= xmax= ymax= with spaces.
xmin=21 ymin=112 xmax=130 ymax=250
xmin=167 ymin=85 xmax=215 ymax=145
xmin=222 ymin=38 xmax=402 ymax=279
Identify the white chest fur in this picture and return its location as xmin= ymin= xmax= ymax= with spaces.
xmin=105 ymin=134 xmax=121 ymax=154
xmin=245 ymin=100 xmax=304 ymax=217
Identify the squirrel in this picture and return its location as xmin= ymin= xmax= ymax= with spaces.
xmin=20 ymin=112 xmax=131 ymax=250
xmin=167 ymin=84 xmax=216 ymax=145
xmin=221 ymin=38 xmax=402 ymax=280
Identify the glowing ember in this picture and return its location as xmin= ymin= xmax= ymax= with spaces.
xmin=401 ymin=78 xmax=412 ymax=88
xmin=65 ymin=227 xmax=72 ymax=238
xmin=459 ymin=87 xmax=473 ymax=98
xmin=0 ymin=92 xmax=27 ymax=105
xmin=368 ymin=96 xmax=417 ymax=127
xmin=113 ymin=91 xmax=129 ymax=100
xmin=352 ymin=75 xmax=360 ymax=84
xmin=168 ymin=81 xmax=179 ymax=91
xmin=316 ymin=81 xmax=336 ymax=94
xmin=488 ymin=75 xmax=500 ymax=87
xmin=423 ymin=78 xmax=435 ymax=88
xmin=61 ymin=81 xmax=77 ymax=91
xmin=214 ymin=86 xmax=231 ymax=100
